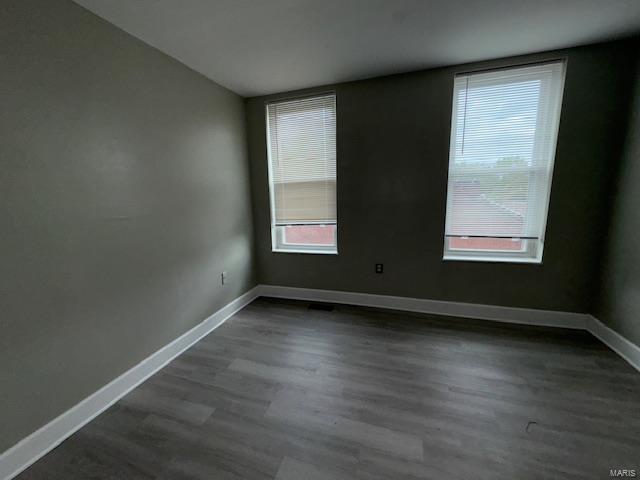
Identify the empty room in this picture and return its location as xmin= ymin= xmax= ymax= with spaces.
xmin=2 ymin=0 xmax=640 ymax=479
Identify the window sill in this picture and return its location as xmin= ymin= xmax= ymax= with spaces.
xmin=443 ymin=254 xmax=541 ymax=264
xmin=272 ymin=248 xmax=338 ymax=255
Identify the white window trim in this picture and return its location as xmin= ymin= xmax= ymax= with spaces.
xmin=444 ymin=237 xmax=541 ymax=262
xmin=443 ymin=60 xmax=566 ymax=264
xmin=272 ymin=249 xmax=338 ymax=255
xmin=443 ymin=237 xmax=542 ymax=263
xmin=271 ymin=223 xmax=338 ymax=255
xmin=265 ymin=93 xmax=338 ymax=254
xmin=443 ymin=255 xmax=543 ymax=264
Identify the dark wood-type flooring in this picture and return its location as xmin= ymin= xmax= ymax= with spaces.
xmin=17 ymin=297 xmax=640 ymax=480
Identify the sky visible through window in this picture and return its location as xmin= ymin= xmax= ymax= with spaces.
xmin=453 ymin=80 xmax=541 ymax=166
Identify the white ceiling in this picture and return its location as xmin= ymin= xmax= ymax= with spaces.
xmin=74 ymin=0 xmax=640 ymax=97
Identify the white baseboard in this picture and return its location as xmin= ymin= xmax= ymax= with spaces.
xmin=586 ymin=315 xmax=640 ymax=373
xmin=0 ymin=286 xmax=260 ymax=480
xmin=258 ymin=284 xmax=640 ymax=372
xmin=3 ymin=284 xmax=638 ymax=480
xmin=257 ymin=285 xmax=588 ymax=329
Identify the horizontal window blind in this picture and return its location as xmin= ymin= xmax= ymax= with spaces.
xmin=266 ymin=94 xmax=336 ymax=226
xmin=444 ymin=61 xmax=565 ymax=259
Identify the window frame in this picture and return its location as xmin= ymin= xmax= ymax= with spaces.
xmin=443 ymin=238 xmax=540 ymax=264
xmin=442 ymin=60 xmax=566 ymax=264
xmin=271 ymin=223 xmax=338 ymax=254
xmin=265 ymin=93 xmax=338 ymax=255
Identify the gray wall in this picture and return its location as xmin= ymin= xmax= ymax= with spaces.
xmin=594 ymin=47 xmax=640 ymax=346
xmin=0 ymin=0 xmax=255 ymax=452
xmin=246 ymin=40 xmax=637 ymax=313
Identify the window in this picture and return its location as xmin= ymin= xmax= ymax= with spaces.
xmin=444 ymin=61 xmax=566 ymax=263
xmin=266 ymin=94 xmax=337 ymax=253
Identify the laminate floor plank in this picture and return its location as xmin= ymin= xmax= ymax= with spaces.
xmin=16 ymin=297 xmax=640 ymax=480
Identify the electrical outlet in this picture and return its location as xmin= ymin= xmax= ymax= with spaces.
xmin=221 ymin=271 xmax=227 ymax=285
xmin=375 ymin=263 xmax=383 ymax=274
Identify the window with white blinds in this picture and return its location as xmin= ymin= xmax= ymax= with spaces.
xmin=444 ymin=61 xmax=566 ymax=263
xmin=266 ymin=94 xmax=337 ymax=253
